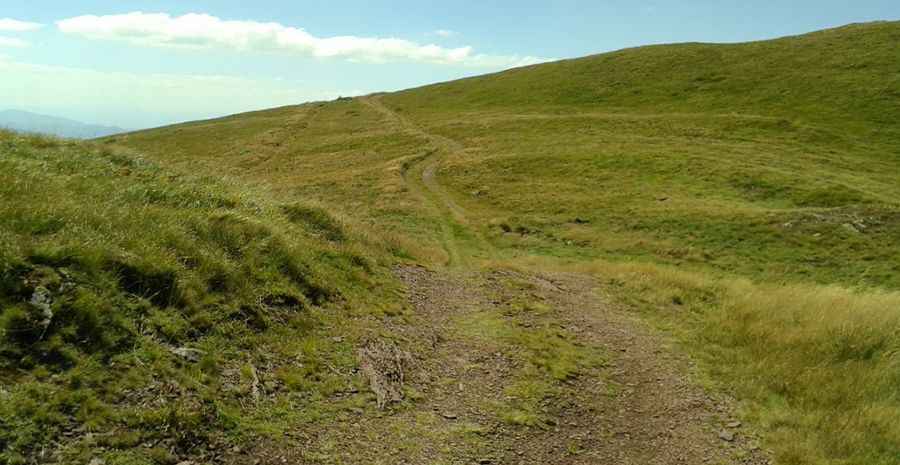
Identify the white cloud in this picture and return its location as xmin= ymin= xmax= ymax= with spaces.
xmin=56 ymin=12 xmax=546 ymax=68
xmin=0 ymin=37 xmax=28 ymax=48
xmin=0 ymin=56 xmax=364 ymax=128
xmin=433 ymin=29 xmax=457 ymax=38
xmin=0 ymin=18 xmax=43 ymax=32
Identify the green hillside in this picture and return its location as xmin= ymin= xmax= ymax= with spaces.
xmin=389 ymin=21 xmax=900 ymax=130
xmin=121 ymin=21 xmax=900 ymax=290
xmin=4 ymin=21 xmax=900 ymax=465
xmin=0 ymin=130 xmax=402 ymax=463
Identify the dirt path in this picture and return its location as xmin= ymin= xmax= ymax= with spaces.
xmin=393 ymin=267 xmax=770 ymax=465
xmin=267 ymin=267 xmax=768 ymax=464
xmin=297 ymin=96 xmax=773 ymax=465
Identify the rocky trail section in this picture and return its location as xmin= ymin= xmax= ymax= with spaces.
xmin=255 ymin=266 xmax=769 ymax=464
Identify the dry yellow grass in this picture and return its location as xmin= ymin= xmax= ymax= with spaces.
xmin=549 ymin=258 xmax=900 ymax=465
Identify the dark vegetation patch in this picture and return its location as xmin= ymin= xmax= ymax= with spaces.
xmin=107 ymin=259 xmax=180 ymax=308
xmin=281 ymin=204 xmax=346 ymax=242
xmin=794 ymin=184 xmax=873 ymax=208
xmin=729 ymin=174 xmax=874 ymax=207
xmin=728 ymin=174 xmax=794 ymax=202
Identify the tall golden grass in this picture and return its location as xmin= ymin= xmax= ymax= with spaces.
xmin=500 ymin=257 xmax=900 ymax=465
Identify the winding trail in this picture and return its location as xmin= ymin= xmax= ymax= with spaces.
xmin=315 ymin=95 xmax=775 ymax=465
xmin=359 ymin=95 xmax=469 ymax=222
xmin=360 ymin=95 xmax=495 ymax=267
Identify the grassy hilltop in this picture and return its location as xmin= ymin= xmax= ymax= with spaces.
xmin=389 ymin=22 xmax=900 ymax=127
xmin=2 ymin=21 xmax=900 ymax=465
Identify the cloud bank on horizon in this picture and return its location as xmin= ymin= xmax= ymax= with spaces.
xmin=0 ymin=18 xmax=43 ymax=32
xmin=0 ymin=18 xmax=43 ymax=48
xmin=56 ymin=12 xmax=548 ymax=68
xmin=1 ymin=9 xmax=552 ymax=128
xmin=0 ymin=55 xmax=362 ymax=128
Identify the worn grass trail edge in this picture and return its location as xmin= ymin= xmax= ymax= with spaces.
xmin=360 ymin=95 xmax=497 ymax=268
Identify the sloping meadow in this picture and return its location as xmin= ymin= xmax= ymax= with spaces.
xmin=0 ymin=130 xmax=400 ymax=463
xmin=89 ymin=21 xmax=900 ymax=464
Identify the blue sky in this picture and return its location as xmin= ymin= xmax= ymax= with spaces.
xmin=1 ymin=1 xmax=898 ymax=129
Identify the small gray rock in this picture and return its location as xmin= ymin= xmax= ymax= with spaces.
xmin=29 ymin=286 xmax=54 ymax=337
xmin=842 ymin=223 xmax=861 ymax=234
xmin=718 ymin=430 xmax=736 ymax=442
xmin=170 ymin=347 xmax=205 ymax=363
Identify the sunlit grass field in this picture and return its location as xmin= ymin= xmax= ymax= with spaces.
xmin=116 ymin=21 xmax=900 ymax=465
xmin=3 ymin=21 xmax=899 ymax=465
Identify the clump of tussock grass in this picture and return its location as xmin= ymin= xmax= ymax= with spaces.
xmin=709 ymin=283 xmax=900 ymax=465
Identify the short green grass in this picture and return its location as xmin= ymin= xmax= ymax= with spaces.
xmin=419 ymin=112 xmax=900 ymax=287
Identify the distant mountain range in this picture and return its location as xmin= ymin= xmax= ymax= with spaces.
xmin=0 ymin=109 xmax=127 ymax=139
